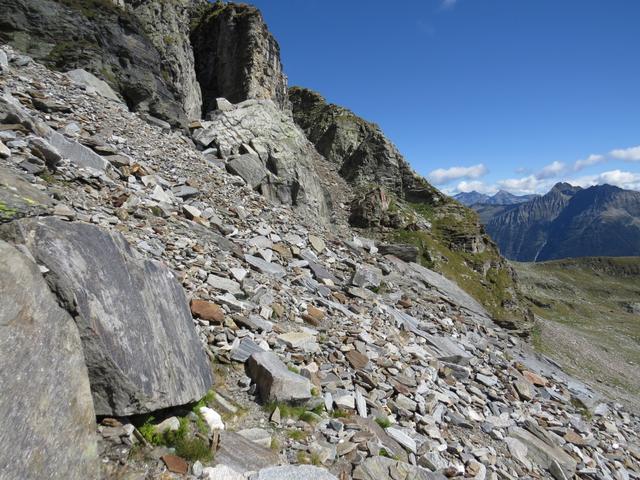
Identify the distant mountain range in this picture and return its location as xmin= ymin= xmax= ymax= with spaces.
xmin=471 ymin=183 xmax=640 ymax=261
xmin=454 ymin=190 xmax=539 ymax=206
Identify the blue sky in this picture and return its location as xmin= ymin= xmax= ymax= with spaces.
xmin=249 ymin=0 xmax=640 ymax=195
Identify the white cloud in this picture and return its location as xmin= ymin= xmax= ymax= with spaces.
xmin=535 ymin=161 xmax=566 ymax=179
xmin=496 ymin=175 xmax=552 ymax=195
xmin=573 ymin=154 xmax=605 ymax=172
xmin=610 ymin=145 xmax=640 ymax=162
xmin=441 ymin=0 xmax=457 ymax=9
xmin=570 ymin=169 xmax=640 ymax=191
xmin=428 ymin=163 xmax=487 ymax=184
xmin=456 ymin=180 xmax=497 ymax=194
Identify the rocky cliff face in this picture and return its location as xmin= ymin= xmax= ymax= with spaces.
xmin=0 ymin=0 xmax=289 ymax=125
xmin=289 ymin=87 xmax=440 ymax=205
xmin=190 ymin=2 xmax=289 ymax=115
xmin=0 ymin=0 xmax=204 ymax=125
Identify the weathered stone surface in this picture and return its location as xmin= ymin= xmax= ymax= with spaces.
xmin=246 ymin=351 xmax=311 ymax=403
xmin=67 ymin=68 xmax=121 ymax=102
xmin=0 ymin=240 xmax=99 ymax=479
xmin=193 ymin=100 xmax=330 ymax=220
xmin=191 ymin=299 xmax=225 ymax=323
xmin=353 ymin=456 xmax=445 ymax=480
xmin=290 ymin=87 xmax=443 ymax=205
xmin=49 ymin=131 xmax=110 ymax=171
xmin=226 ymin=154 xmax=268 ymax=189
xmin=245 ymin=253 xmax=286 ymax=278
xmin=509 ymin=427 xmax=577 ymax=478
xmin=215 ymin=431 xmax=279 ymax=474
xmin=253 ymin=465 xmax=338 ymax=480
xmin=0 ymin=166 xmax=52 ymax=222
xmin=378 ymin=243 xmax=419 ymax=263
xmin=3 ymin=218 xmax=213 ymax=416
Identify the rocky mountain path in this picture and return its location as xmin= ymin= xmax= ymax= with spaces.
xmin=0 ymin=46 xmax=638 ymax=480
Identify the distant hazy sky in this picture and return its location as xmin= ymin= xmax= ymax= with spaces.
xmin=249 ymin=0 xmax=640 ymax=194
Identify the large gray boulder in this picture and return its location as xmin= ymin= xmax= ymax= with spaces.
xmin=246 ymin=351 xmax=311 ymax=404
xmin=0 ymin=240 xmax=99 ymax=479
xmin=193 ymin=99 xmax=330 ymax=221
xmin=252 ymin=465 xmax=338 ymax=480
xmin=2 ymin=218 xmax=214 ymax=416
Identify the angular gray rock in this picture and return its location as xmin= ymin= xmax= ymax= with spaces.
xmin=509 ymin=427 xmax=577 ymax=479
xmin=226 ymin=154 xmax=268 ymax=189
xmin=0 ymin=240 xmax=99 ymax=479
xmin=215 ymin=431 xmax=279 ymax=474
xmin=353 ymin=456 xmax=445 ymax=480
xmin=246 ymin=351 xmax=311 ymax=403
xmin=0 ymin=167 xmax=52 ymax=222
xmin=252 ymin=465 xmax=338 ymax=480
xmin=191 ymin=2 xmax=289 ymax=114
xmin=2 ymin=218 xmax=213 ymax=416
xmin=67 ymin=68 xmax=121 ymax=102
xmin=48 ymin=131 xmax=110 ymax=171
xmin=193 ymin=99 xmax=329 ymax=220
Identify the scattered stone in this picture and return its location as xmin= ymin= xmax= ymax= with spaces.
xmin=246 ymin=351 xmax=312 ymax=403
xmin=190 ymin=299 xmax=225 ymax=323
xmin=161 ymin=455 xmax=188 ymax=475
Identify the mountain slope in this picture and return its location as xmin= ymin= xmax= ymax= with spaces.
xmin=514 ymin=257 xmax=640 ymax=407
xmin=290 ymin=87 xmax=529 ymax=327
xmin=485 ymin=183 xmax=640 ymax=261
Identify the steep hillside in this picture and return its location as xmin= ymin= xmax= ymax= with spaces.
xmin=485 ymin=183 xmax=640 ymax=261
xmin=290 ymin=86 xmax=528 ymax=328
xmin=2 ymin=45 xmax=638 ymax=480
xmin=513 ymin=257 xmax=640 ymax=408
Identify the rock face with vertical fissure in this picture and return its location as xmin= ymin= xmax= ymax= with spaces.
xmin=2 ymin=218 xmax=214 ymax=416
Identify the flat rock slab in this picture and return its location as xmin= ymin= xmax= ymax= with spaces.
xmin=216 ymin=431 xmax=279 ymax=473
xmin=0 ymin=240 xmax=99 ymax=479
xmin=226 ymin=153 xmax=268 ymax=189
xmin=252 ymin=465 xmax=338 ymax=479
xmin=509 ymin=427 xmax=577 ymax=479
xmin=353 ymin=456 xmax=446 ymax=480
xmin=0 ymin=166 xmax=51 ymax=222
xmin=246 ymin=351 xmax=311 ymax=403
xmin=245 ymin=254 xmax=286 ymax=278
xmin=49 ymin=131 xmax=110 ymax=171
xmin=3 ymin=218 xmax=213 ymax=416
xmin=67 ymin=68 xmax=121 ymax=102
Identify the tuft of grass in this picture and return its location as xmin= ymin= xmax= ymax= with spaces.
xmin=265 ymin=402 xmax=323 ymax=424
xmin=330 ymin=409 xmax=349 ymax=419
xmin=137 ymin=416 xmax=212 ymax=462
xmin=375 ymin=416 xmax=391 ymax=429
xmin=270 ymin=437 xmax=281 ymax=451
xmin=287 ymin=429 xmax=308 ymax=441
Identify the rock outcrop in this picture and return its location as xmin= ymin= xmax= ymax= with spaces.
xmin=193 ymin=99 xmax=330 ymax=220
xmin=190 ymin=2 xmax=289 ymax=115
xmin=0 ymin=240 xmax=99 ymax=479
xmin=0 ymin=0 xmax=291 ymax=125
xmin=0 ymin=0 xmax=202 ymax=126
xmin=2 ymin=218 xmax=214 ymax=416
xmin=289 ymin=86 xmax=442 ymax=205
